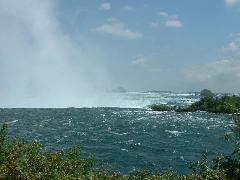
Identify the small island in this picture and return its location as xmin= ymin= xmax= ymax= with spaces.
xmin=149 ymin=89 xmax=240 ymax=114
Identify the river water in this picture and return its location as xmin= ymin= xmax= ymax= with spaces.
xmin=0 ymin=92 xmax=234 ymax=173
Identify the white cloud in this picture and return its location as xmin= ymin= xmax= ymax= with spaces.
xmin=123 ymin=5 xmax=134 ymax=11
xmin=99 ymin=2 xmax=111 ymax=11
xmin=184 ymin=59 xmax=240 ymax=82
xmin=150 ymin=21 xmax=159 ymax=28
xmin=159 ymin=11 xmax=169 ymax=17
xmin=91 ymin=18 xmax=142 ymax=39
xmin=158 ymin=11 xmax=183 ymax=28
xmin=181 ymin=59 xmax=240 ymax=92
xmin=225 ymin=0 xmax=240 ymax=7
xmin=132 ymin=57 xmax=145 ymax=65
xmin=166 ymin=19 xmax=183 ymax=28
xmin=222 ymin=33 xmax=240 ymax=55
xmin=235 ymin=32 xmax=240 ymax=37
xmin=230 ymin=32 xmax=240 ymax=38
xmin=222 ymin=41 xmax=239 ymax=52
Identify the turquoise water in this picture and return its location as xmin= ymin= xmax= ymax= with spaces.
xmin=0 ymin=92 xmax=234 ymax=173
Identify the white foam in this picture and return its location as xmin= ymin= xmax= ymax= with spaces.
xmin=165 ymin=130 xmax=186 ymax=136
xmin=8 ymin=120 xmax=18 ymax=124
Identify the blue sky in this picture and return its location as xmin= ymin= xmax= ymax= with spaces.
xmin=54 ymin=0 xmax=240 ymax=91
xmin=0 ymin=0 xmax=240 ymax=106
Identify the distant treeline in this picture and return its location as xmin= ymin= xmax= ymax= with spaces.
xmin=150 ymin=89 xmax=240 ymax=114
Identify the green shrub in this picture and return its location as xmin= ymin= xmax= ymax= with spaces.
xmin=149 ymin=104 xmax=176 ymax=111
xmin=0 ymin=123 xmax=9 ymax=166
xmin=0 ymin=124 xmax=97 ymax=179
xmin=150 ymin=95 xmax=240 ymax=114
xmin=189 ymin=95 xmax=240 ymax=114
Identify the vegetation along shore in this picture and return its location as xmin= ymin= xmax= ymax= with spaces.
xmin=149 ymin=89 xmax=240 ymax=114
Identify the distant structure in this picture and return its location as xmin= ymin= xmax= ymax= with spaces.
xmin=112 ymin=87 xmax=127 ymax=93
xmin=200 ymin=89 xmax=215 ymax=98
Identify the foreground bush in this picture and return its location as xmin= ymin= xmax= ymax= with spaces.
xmin=0 ymin=123 xmax=98 ymax=179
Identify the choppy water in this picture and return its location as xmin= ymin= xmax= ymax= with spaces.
xmin=0 ymin=92 xmax=234 ymax=173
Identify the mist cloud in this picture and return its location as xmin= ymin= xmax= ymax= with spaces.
xmin=182 ymin=59 xmax=240 ymax=92
xmin=0 ymin=0 xmax=111 ymax=107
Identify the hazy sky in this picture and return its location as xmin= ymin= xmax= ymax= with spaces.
xmin=0 ymin=0 xmax=240 ymax=106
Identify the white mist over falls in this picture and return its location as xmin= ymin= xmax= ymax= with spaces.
xmin=0 ymin=0 xmax=112 ymax=107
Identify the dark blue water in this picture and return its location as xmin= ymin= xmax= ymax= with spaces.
xmin=0 ymin=105 xmax=233 ymax=173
